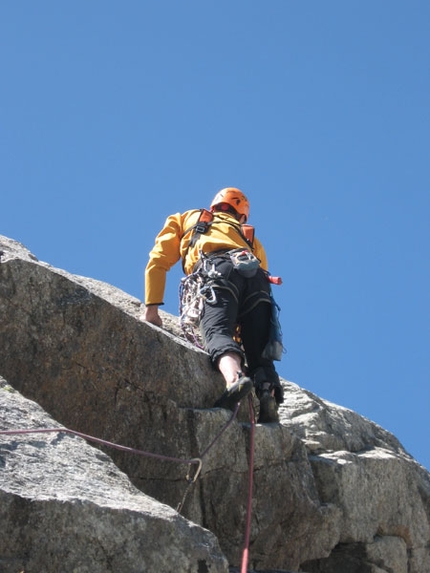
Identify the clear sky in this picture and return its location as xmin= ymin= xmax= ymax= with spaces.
xmin=1 ymin=2 xmax=429 ymax=470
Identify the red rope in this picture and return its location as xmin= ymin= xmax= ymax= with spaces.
xmin=1 ymin=401 xmax=255 ymax=567
xmin=0 ymin=426 xmax=201 ymax=466
xmin=240 ymin=394 xmax=256 ymax=573
xmin=0 ymin=405 xmax=240 ymax=482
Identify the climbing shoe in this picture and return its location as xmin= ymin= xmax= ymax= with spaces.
xmin=258 ymin=390 xmax=279 ymax=423
xmin=213 ymin=376 xmax=253 ymax=410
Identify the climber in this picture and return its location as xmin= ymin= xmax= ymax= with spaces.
xmin=143 ymin=187 xmax=284 ymax=423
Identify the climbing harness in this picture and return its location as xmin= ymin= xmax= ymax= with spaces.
xmin=180 ymin=209 xmax=256 ymax=269
xmin=228 ymin=248 xmax=260 ymax=278
xmin=181 ymin=209 xmax=255 ymax=249
xmin=181 ymin=208 xmax=215 ymax=251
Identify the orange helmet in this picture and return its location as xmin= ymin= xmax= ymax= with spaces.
xmin=210 ymin=187 xmax=250 ymax=221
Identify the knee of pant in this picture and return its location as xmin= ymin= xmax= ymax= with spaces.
xmin=210 ymin=344 xmax=245 ymax=368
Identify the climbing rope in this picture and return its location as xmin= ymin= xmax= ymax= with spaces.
xmin=241 ymin=394 xmax=256 ymax=573
xmin=176 ymin=402 xmax=240 ymax=513
xmin=0 ymin=404 xmax=240 ymax=514
xmin=0 ymin=425 xmax=203 ymax=480
xmin=1 ymin=398 xmax=256 ymax=571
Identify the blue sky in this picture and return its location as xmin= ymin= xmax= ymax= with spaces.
xmin=1 ymin=2 xmax=429 ymax=470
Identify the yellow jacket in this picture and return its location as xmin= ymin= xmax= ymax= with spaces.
xmin=145 ymin=210 xmax=268 ymax=305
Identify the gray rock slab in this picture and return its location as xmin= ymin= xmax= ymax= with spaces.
xmin=0 ymin=381 xmax=228 ymax=573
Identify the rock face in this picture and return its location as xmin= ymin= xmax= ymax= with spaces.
xmin=1 ymin=234 xmax=429 ymax=573
xmin=0 ymin=379 xmax=228 ymax=573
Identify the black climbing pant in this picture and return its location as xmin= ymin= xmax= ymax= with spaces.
xmin=198 ymin=252 xmax=284 ymax=404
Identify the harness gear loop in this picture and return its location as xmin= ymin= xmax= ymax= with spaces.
xmin=179 ymin=259 xmax=221 ymax=346
xmin=179 ymin=250 xmax=226 ymax=343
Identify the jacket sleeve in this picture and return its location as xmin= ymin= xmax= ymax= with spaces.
xmin=144 ymin=213 xmax=183 ymax=305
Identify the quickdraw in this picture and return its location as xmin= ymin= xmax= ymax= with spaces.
xmin=178 ymin=257 xmax=222 ymax=346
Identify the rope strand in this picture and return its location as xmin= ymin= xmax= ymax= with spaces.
xmin=1 ymin=399 xmax=255 ymax=569
xmin=240 ymin=394 xmax=256 ymax=573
